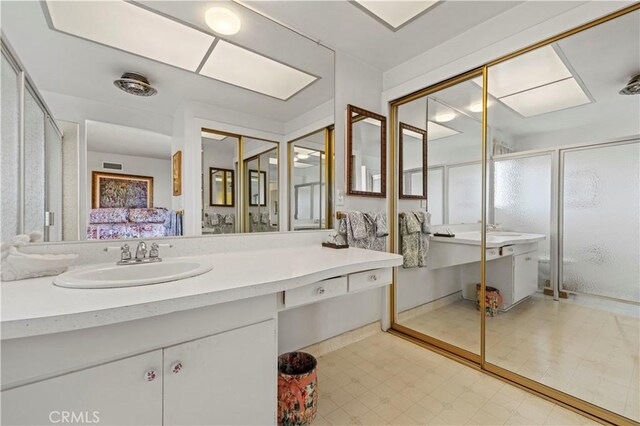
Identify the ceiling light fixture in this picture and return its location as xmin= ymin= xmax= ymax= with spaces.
xmin=297 ymin=153 xmax=310 ymax=160
xmin=469 ymin=102 xmax=483 ymax=113
xmin=427 ymin=121 xmax=460 ymax=140
xmin=434 ymin=112 xmax=455 ymax=123
xmin=113 ymin=72 xmax=157 ymax=96
xmin=201 ymin=131 xmax=227 ymax=140
xmin=620 ymin=73 xmax=640 ymax=95
xmin=199 ymin=40 xmax=317 ymax=100
xmin=205 ymin=7 xmax=241 ymax=35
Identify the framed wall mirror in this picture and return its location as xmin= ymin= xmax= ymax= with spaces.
xmin=347 ymin=104 xmax=386 ymax=197
xmin=399 ymin=122 xmax=427 ymax=199
xmin=209 ymin=168 xmax=234 ymax=207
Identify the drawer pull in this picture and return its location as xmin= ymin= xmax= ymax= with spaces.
xmin=170 ymin=361 xmax=183 ymax=374
xmin=144 ymin=369 xmax=158 ymax=382
xmin=317 ymin=287 xmax=325 ymax=295
xmin=368 ymin=274 xmax=378 ymax=282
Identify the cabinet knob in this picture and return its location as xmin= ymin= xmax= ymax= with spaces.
xmin=170 ymin=361 xmax=183 ymax=374
xmin=145 ymin=369 xmax=158 ymax=382
xmin=368 ymin=274 xmax=378 ymax=282
xmin=317 ymin=287 xmax=325 ymax=295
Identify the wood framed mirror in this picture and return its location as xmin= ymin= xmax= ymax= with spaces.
xmin=399 ymin=122 xmax=427 ymax=199
xmin=209 ymin=168 xmax=235 ymax=207
xmin=347 ymin=104 xmax=386 ymax=197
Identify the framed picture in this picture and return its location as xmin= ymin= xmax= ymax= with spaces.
xmin=173 ymin=151 xmax=182 ymax=196
xmin=92 ymin=171 xmax=153 ymax=209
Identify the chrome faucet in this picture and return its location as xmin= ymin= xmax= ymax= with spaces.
xmin=487 ymin=223 xmax=502 ymax=232
xmin=135 ymin=241 xmax=147 ymax=259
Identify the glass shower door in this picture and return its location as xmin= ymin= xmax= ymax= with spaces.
xmin=561 ymin=141 xmax=640 ymax=302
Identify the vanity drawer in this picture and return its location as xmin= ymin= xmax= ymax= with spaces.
xmin=284 ymin=276 xmax=347 ymax=308
xmin=348 ymin=268 xmax=392 ymax=293
xmin=486 ymin=248 xmax=501 ymax=261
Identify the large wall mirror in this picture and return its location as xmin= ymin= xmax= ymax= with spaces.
xmin=347 ymin=104 xmax=386 ymax=197
xmin=0 ymin=1 xmax=334 ymax=242
xmin=288 ymin=126 xmax=333 ymax=230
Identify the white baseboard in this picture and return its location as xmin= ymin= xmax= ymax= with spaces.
xmin=397 ymin=291 xmax=462 ymax=323
xmin=299 ymin=321 xmax=383 ymax=358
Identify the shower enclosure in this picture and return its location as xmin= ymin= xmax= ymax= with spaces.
xmin=390 ymin=5 xmax=640 ymax=424
xmin=1 ymin=41 xmax=64 ymax=243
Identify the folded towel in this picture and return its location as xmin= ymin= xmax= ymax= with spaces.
xmin=1 ymin=246 xmax=78 ymax=281
xmin=224 ymin=214 xmax=234 ymax=225
xmin=209 ymin=213 xmax=220 ymax=226
xmin=338 ymin=211 xmax=387 ymax=252
xmin=260 ymin=212 xmax=269 ymax=224
xmin=373 ymin=212 xmax=388 ymax=237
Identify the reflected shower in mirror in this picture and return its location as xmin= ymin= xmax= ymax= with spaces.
xmin=0 ymin=0 xmax=334 ymax=242
xmin=288 ymin=126 xmax=333 ymax=230
xmin=347 ymin=105 xmax=386 ymax=197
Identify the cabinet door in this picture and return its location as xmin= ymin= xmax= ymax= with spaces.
xmin=513 ymin=251 xmax=539 ymax=303
xmin=1 ymin=350 xmax=163 ymax=426
xmin=164 ymin=319 xmax=277 ymax=426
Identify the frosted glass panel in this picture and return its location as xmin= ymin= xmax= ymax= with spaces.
xmin=448 ymin=163 xmax=481 ymax=224
xmin=23 ymin=90 xmax=46 ymax=236
xmin=427 ymin=168 xmax=443 ymax=225
xmin=1 ymin=52 xmax=21 ymax=241
xmin=46 ymin=119 xmax=64 ymax=242
xmin=562 ymin=142 xmax=640 ymax=302
xmin=494 ymin=155 xmax=551 ymax=287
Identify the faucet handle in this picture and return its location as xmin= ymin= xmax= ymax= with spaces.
xmin=121 ymin=244 xmax=132 ymax=261
xmin=149 ymin=242 xmax=159 ymax=258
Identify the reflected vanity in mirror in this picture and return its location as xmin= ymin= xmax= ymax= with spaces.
xmin=288 ymin=126 xmax=333 ymax=231
xmin=399 ymin=123 xmax=427 ymax=199
xmin=0 ymin=0 xmax=334 ymax=242
xmin=347 ymin=105 xmax=386 ymax=197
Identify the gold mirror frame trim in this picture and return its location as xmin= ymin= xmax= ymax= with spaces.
xmin=388 ymin=3 xmax=640 ymax=425
xmin=346 ymin=104 xmax=387 ymax=198
xmin=287 ymin=125 xmax=335 ymax=231
xmin=398 ymin=122 xmax=427 ymax=200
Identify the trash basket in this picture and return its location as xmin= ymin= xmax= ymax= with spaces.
xmin=277 ymin=352 xmax=318 ymax=426
xmin=476 ymin=283 xmax=503 ymax=317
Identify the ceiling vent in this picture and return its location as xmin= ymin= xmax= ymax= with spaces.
xmin=620 ymin=73 xmax=640 ymax=95
xmin=102 ymin=161 xmax=123 ymax=171
xmin=113 ymin=72 xmax=157 ymax=97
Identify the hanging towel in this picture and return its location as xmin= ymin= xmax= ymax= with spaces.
xmin=400 ymin=211 xmax=429 ymax=268
xmin=369 ymin=212 xmax=388 ymax=252
xmin=338 ymin=211 xmax=370 ymax=249
xmin=209 ymin=213 xmax=220 ymax=226
xmin=260 ymin=212 xmax=269 ymax=224
xmin=224 ymin=214 xmax=234 ymax=225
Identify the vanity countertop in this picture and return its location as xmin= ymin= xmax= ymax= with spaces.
xmin=430 ymin=231 xmax=546 ymax=248
xmin=1 ymin=246 xmax=402 ymax=339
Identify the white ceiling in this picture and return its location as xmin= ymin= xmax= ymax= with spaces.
xmin=0 ymin=1 xmax=334 ymax=123
xmin=87 ymin=120 xmax=172 ymax=159
xmin=243 ymin=0 xmax=525 ymax=71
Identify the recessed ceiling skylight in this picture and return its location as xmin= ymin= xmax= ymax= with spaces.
xmin=353 ymin=1 xmax=440 ymax=30
xmin=473 ymin=45 xmax=592 ymax=117
xmin=199 ymin=40 xmax=318 ymax=100
xmin=402 ymin=128 xmax=424 ymax=139
xmin=44 ymin=1 xmax=215 ymax=72
xmin=499 ymin=78 xmax=591 ymax=117
xmin=428 ymin=122 xmax=459 ymax=140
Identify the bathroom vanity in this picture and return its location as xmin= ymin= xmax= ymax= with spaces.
xmin=429 ymin=231 xmax=546 ymax=310
xmin=1 ymin=246 xmax=402 ymax=425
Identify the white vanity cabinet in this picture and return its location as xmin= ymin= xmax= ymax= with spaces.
xmin=1 ymin=350 xmax=164 ymax=426
xmin=163 ymin=319 xmax=276 ymax=426
xmin=1 ymin=319 xmax=277 ymax=426
xmin=512 ymin=250 xmax=539 ymax=305
xmin=485 ymin=246 xmax=540 ymax=311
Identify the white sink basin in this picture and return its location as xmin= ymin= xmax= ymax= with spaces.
xmin=54 ymin=259 xmax=213 ymax=289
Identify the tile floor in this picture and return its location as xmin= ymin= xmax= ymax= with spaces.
xmin=313 ymin=332 xmax=600 ymax=425
xmin=399 ymin=293 xmax=639 ymax=422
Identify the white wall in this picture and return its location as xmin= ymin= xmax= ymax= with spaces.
xmin=86 ymin=151 xmax=172 ymax=214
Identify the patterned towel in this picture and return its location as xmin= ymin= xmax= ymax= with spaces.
xmin=338 ymin=211 xmax=387 ymax=252
xmin=400 ymin=211 xmax=430 ymax=268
